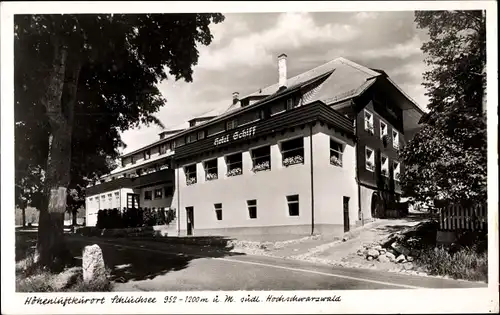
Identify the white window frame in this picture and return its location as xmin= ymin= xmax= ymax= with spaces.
xmin=330 ymin=138 xmax=343 ymax=167
xmin=393 ymin=161 xmax=401 ymax=181
xmin=225 ymin=152 xmax=243 ymax=177
xmin=380 ymin=120 xmax=388 ymax=139
xmin=280 ymin=137 xmax=305 ymax=167
xmin=251 ymin=145 xmax=271 ymax=172
xmin=392 ymin=130 xmax=400 ymax=149
xmin=184 ymin=164 xmax=197 ymax=185
xmin=364 ymin=110 xmax=374 ymax=134
xmin=286 ymin=195 xmax=300 ymax=216
xmin=247 ymin=199 xmax=257 ymax=219
xmin=214 ymin=203 xmax=223 ymax=221
xmin=380 ymin=154 xmax=389 ymax=177
xmin=204 ymin=158 xmax=218 ymax=181
xmin=154 ymin=188 xmax=163 ymax=199
xmin=365 ymin=147 xmax=375 ymax=172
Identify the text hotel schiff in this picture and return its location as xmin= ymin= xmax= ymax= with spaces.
xmin=85 ymin=54 xmax=424 ymax=237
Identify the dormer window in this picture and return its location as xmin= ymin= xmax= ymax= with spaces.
xmin=364 ymin=110 xmax=374 ymax=134
xmin=226 ymin=119 xmax=237 ymax=131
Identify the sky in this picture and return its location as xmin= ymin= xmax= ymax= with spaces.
xmin=119 ymin=11 xmax=431 ymax=155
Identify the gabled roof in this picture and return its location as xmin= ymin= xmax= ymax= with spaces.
xmin=242 ymin=57 xmax=381 ymax=100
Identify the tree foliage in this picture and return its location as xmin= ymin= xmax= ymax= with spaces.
xmin=15 ymin=13 xmax=224 ymax=267
xmin=400 ymin=10 xmax=486 ymax=205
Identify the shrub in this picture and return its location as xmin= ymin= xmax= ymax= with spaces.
xmin=417 ymin=246 xmax=488 ymax=282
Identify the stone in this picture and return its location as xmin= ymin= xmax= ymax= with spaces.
xmin=385 ymin=252 xmax=396 ymax=262
xmin=379 ymin=249 xmax=387 ymax=255
xmin=82 ymin=244 xmax=107 ymax=284
xmin=378 ymin=254 xmax=390 ymax=263
xmin=356 ymin=250 xmax=364 ymax=256
xmin=367 ymin=249 xmax=380 ymax=258
xmin=342 ymin=236 xmax=349 ymax=242
xmin=373 ymin=245 xmax=382 ymax=251
xmin=391 ymin=242 xmax=411 ymax=256
xmin=395 ymin=254 xmax=406 ymax=263
xmin=407 ymin=256 xmax=414 ymax=262
xmin=367 ymin=256 xmax=374 ymax=261
xmin=403 ymin=262 xmax=414 ymax=270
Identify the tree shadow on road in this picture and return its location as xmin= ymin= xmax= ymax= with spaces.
xmin=67 ymin=236 xmax=246 ymax=284
xmin=16 ymin=231 xmax=247 ymax=286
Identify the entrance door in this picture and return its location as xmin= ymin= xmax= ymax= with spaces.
xmin=127 ymin=193 xmax=140 ymax=209
xmin=343 ymin=196 xmax=350 ymax=233
xmin=186 ymin=206 xmax=194 ymax=236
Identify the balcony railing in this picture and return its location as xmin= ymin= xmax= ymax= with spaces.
xmin=86 ymin=168 xmax=175 ymax=195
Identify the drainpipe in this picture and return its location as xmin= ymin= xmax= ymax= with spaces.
xmin=309 ymin=124 xmax=315 ymax=235
xmin=176 ymin=164 xmax=181 ymax=236
xmin=352 ymin=104 xmax=363 ymax=226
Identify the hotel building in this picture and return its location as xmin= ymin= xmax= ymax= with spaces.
xmin=85 ymin=55 xmax=424 ymax=237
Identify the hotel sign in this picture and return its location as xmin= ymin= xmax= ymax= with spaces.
xmin=213 ymin=126 xmax=257 ymax=146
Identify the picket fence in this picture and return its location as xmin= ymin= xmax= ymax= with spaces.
xmin=439 ymin=203 xmax=487 ymax=231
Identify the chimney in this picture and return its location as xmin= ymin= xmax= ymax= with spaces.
xmin=278 ymin=53 xmax=287 ymax=89
xmin=232 ymin=91 xmax=239 ymax=105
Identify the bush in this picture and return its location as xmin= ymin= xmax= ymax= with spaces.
xmin=96 ymin=207 xmax=173 ymax=229
xmin=417 ymin=246 xmax=488 ymax=282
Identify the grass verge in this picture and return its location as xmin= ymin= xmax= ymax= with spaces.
xmin=417 ymin=246 xmax=488 ymax=282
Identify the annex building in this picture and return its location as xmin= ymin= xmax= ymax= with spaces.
xmin=85 ymin=54 xmax=424 ymax=237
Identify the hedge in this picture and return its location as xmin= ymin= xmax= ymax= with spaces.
xmin=96 ymin=207 xmax=176 ymax=229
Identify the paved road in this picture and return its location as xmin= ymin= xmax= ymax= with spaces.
xmin=64 ymin=235 xmax=486 ymax=291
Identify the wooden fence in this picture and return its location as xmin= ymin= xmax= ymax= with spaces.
xmin=439 ymin=203 xmax=487 ymax=231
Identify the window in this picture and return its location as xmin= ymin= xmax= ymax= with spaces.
xmin=247 ymin=200 xmax=257 ymax=219
xmin=381 ymin=154 xmax=389 ymax=177
xmin=364 ymin=110 xmax=374 ymax=134
xmin=393 ymin=161 xmax=401 ymax=181
xmin=144 ymin=149 xmax=151 ymax=160
xmin=330 ymin=139 xmax=343 ymax=167
xmin=392 ymin=130 xmax=400 ymax=149
xmin=164 ymin=186 xmax=174 ymax=197
xmin=226 ymin=119 xmax=238 ymax=130
xmin=281 ymin=137 xmax=304 ymax=167
xmin=185 ymin=164 xmax=197 ymax=185
xmin=144 ymin=190 xmax=152 ymax=200
xmin=160 ymin=144 xmax=167 ymax=155
xmin=101 ymin=195 xmax=106 ymax=209
xmin=380 ymin=121 xmax=388 ymax=139
xmin=131 ymin=156 xmax=136 ymax=164
xmin=154 ymin=188 xmax=162 ymax=199
xmin=287 ymin=195 xmax=299 ymax=216
xmin=204 ymin=159 xmax=218 ymax=181
xmin=365 ymin=147 xmax=375 ymax=172
xmin=251 ymin=146 xmax=271 ymax=172
xmin=214 ymin=203 xmax=222 ymax=220
xmin=114 ymin=192 xmax=119 ymax=204
xmin=172 ymin=140 xmax=177 ymax=149
xmin=286 ymin=98 xmax=294 ymax=110
xmin=136 ymin=168 xmax=143 ymax=176
xmin=226 ymin=152 xmax=243 ymax=177
xmin=97 ymin=197 xmax=101 ymax=209
xmin=198 ymin=130 xmax=206 ymax=140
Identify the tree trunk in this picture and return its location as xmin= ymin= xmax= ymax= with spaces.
xmin=36 ymin=40 xmax=81 ymax=270
xmin=22 ymin=206 xmax=26 ymax=227
xmin=72 ymin=208 xmax=78 ymax=226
